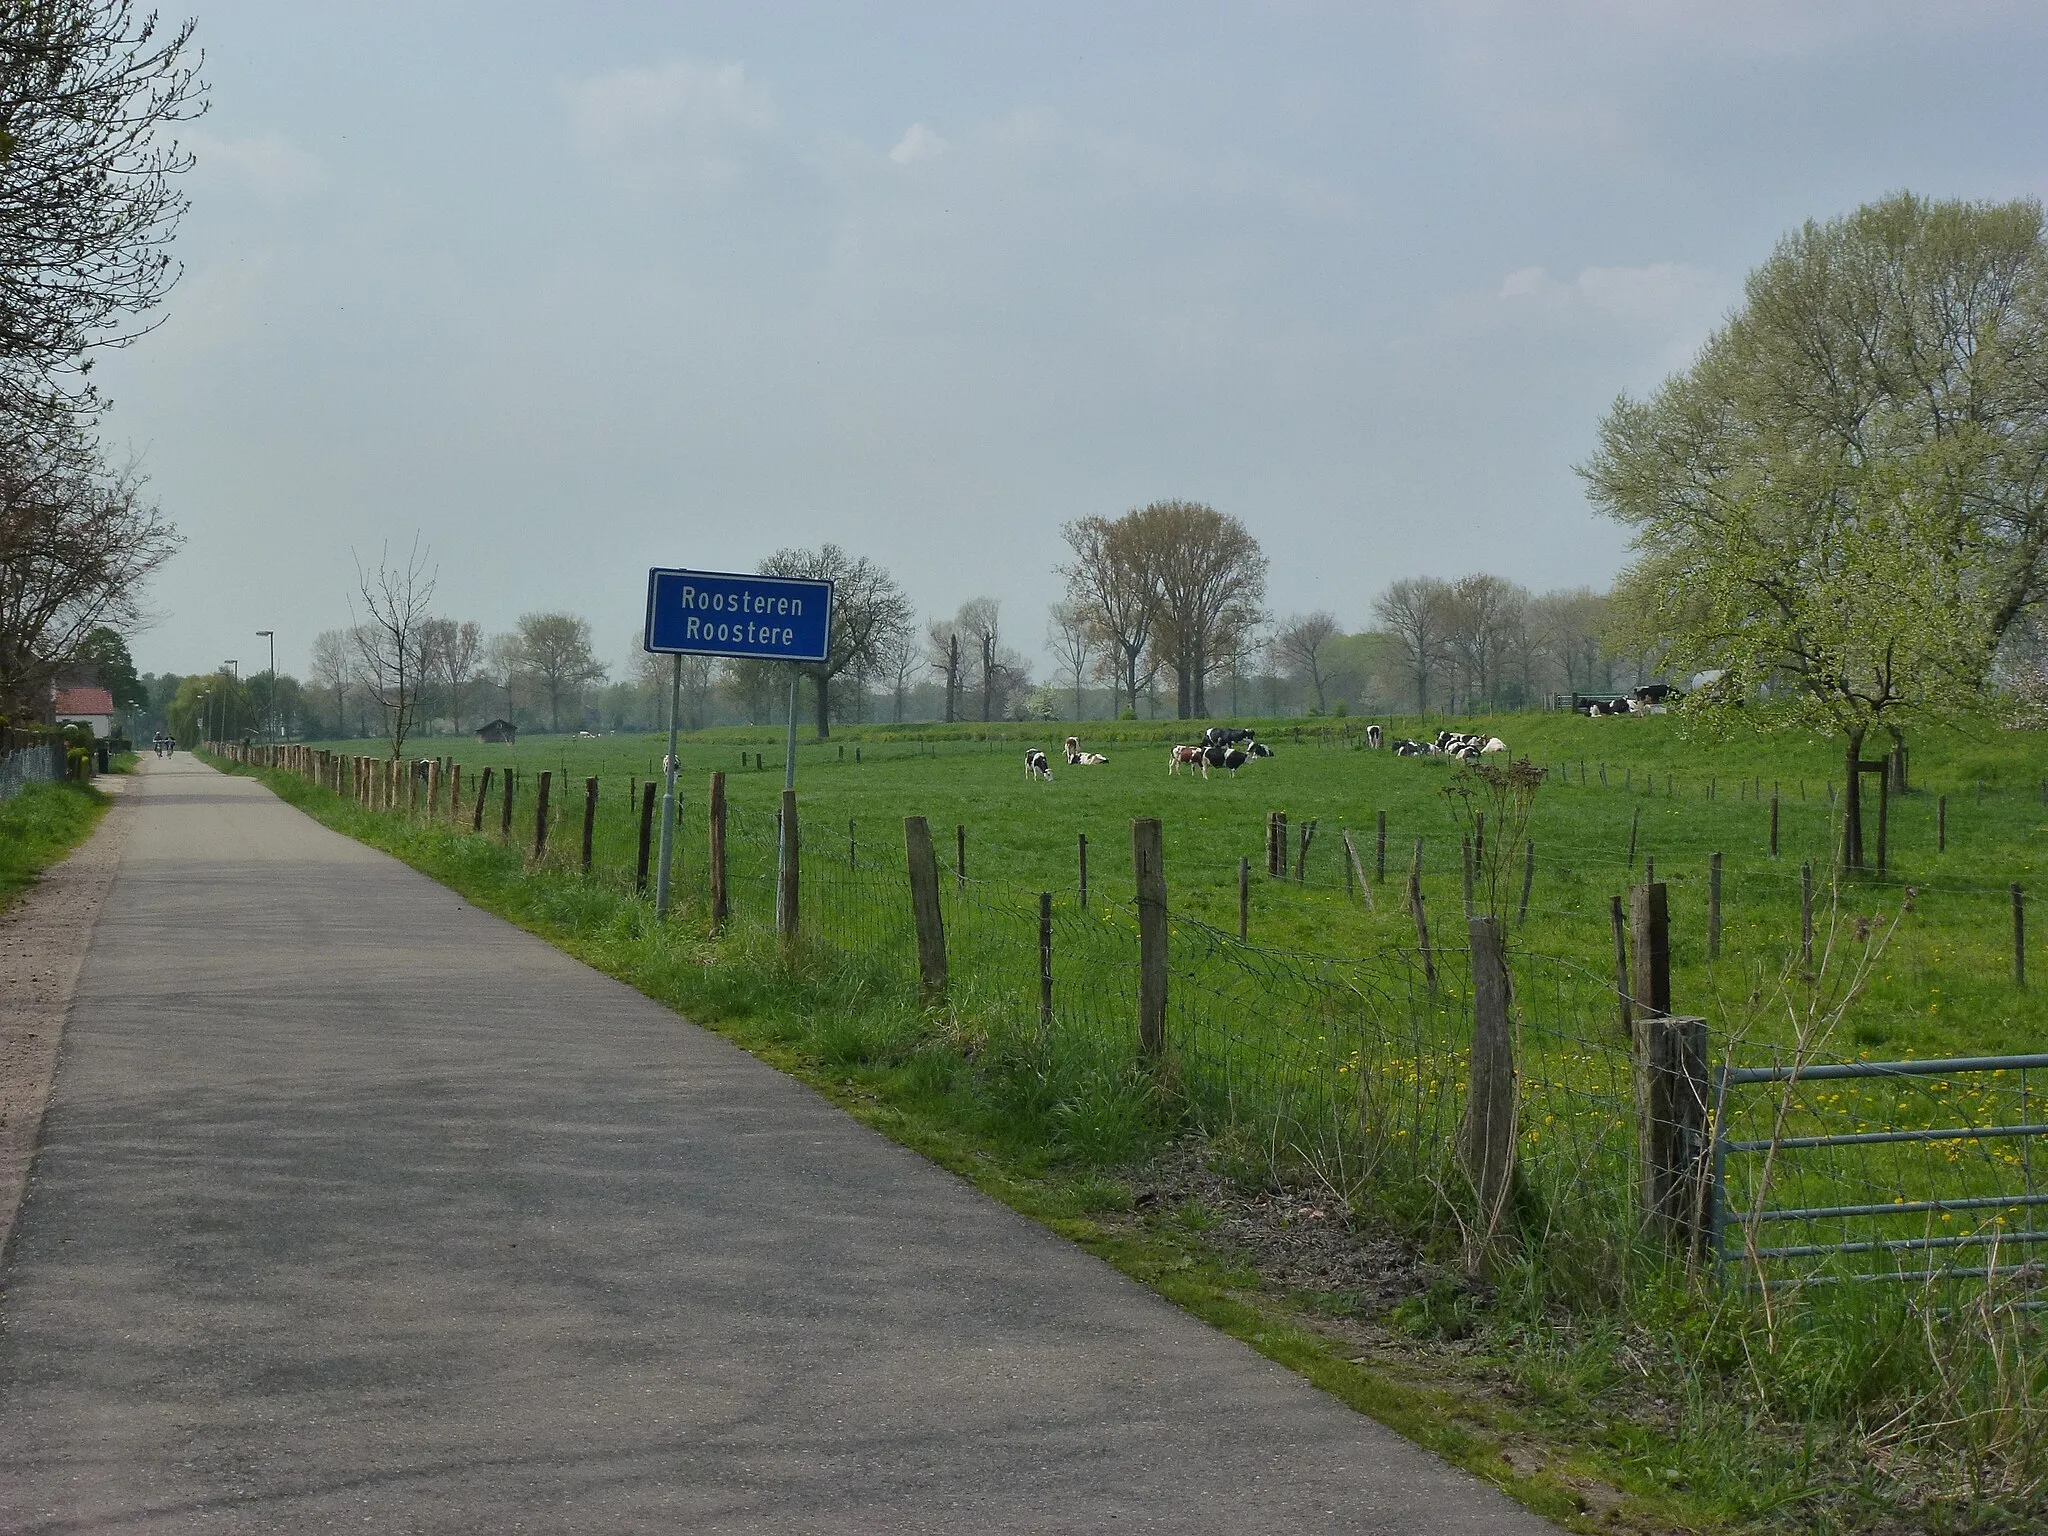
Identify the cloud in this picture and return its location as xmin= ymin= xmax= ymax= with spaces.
xmin=186 ymin=131 xmax=325 ymax=204
xmin=563 ymin=58 xmax=776 ymax=185
xmin=1466 ymin=261 xmax=1725 ymax=330
xmin=888 ymin=124 xmax=947 ymax=166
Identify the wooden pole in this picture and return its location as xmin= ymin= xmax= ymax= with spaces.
xmin=1375 ymin=809 xmax=1387 ymax=882
xmin=473 ymin=767 xmax=492 ymax=833
xmin=777 ymin=788 xmax=799 ymax=942
xmin=1408 ymin=839 xmax=1435 ymax=993
xmin=533 ymin=771 xmax=552 ymax=862
xmin=500 ymin=768 xmax=516 ymax=841
xmin=1133 ymin=818 xmax=1168 ymax=1061
xmin=1626 ymin=804 xmax=1640 ymax=872
xmin=1769 ymin=792 xmax=1779 ymax=858
xmin=1703 ymin=852 xmax=1721 ymax=960
xmin=1876 ymin=769 xmax=1889 ymax=878
xmin=2015 ymin=884 xmax=2026 ymax=990
xmin=904 ymin=816 xmax=947 ymax=1003
xmin=1238 ymin=855 xmax=1250 ymax=939
xmin=1517 ymin=839 xmax=1534 ymax=927
xmin=956 ymin=824 xmax=967 ymax=890
xmin=1038 ymin=891 xmax=1053 ymax=1031
xmin=1800 ymin=861 xmax=1815 ymax=975
xmin=1460 ymin=835 xmax=1475 ymax=920
xmin=1342 ymin=830 xmax=1373 ymax=911
xmin=1610 ymin=894 xmax=1632 ymax=1038
xmin=708 ymin=772 xmax=728 ymax=930
xmin=582 ymin=777 xmax=598 ymax=873
xmin=1461 ymin=915 xmax=1517 ymax=1275
xmin=450 ymin=764 xmax=463 ymax=822
xmin=1644 ymin=1014 xmax=1710 ymax=1254
xmin=427 ymin=759 xmax=441 ymax=817
xmin=635 ymin=781 xmax=655 ymax=891
xmin=1296 ymin=819 xmax=1316 ymax=885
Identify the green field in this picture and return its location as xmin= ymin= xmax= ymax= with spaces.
xmin=313 ymin=710 xmax=2048 ymax=1064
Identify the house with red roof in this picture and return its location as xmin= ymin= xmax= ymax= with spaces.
xmin=53 ymin=687 xmax=117 ymax=739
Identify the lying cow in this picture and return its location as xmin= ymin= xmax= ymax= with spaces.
xmin=1064 ymin=736 xmax=1108 ymax=765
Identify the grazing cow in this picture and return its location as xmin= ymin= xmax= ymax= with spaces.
xmin=1200 ymin=743 xmax=1259 ymax=776
xmin=1025 ymin=749 xmax=1052 ymax=781
xmin=1365 ymin=724 xmax=1383 ymax=749
xmin=1169 ymin=744 xmax=1207 ymax=775
xmin=1202 ymin=726 xmax=1258 ymax=750
xmin=1245 ymin=741 xmax=1274 ymax=758
xmin=1064 ymin=736 xmax=1108 ymax=765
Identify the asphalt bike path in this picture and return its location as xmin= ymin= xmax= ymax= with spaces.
xmin=0 ymin=755 xmax=1555 ymax=1532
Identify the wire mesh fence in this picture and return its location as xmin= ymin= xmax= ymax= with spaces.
xmin=0 ymin=740 xmax=66 ymax=805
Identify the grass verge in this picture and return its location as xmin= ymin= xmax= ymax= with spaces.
xmin=0 ymin=778 xmax=111 ymax=915
xmin=220 ymin=756 xmax=2034 ymax=1534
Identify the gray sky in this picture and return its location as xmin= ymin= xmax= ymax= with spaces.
xmin=97 ymin=0 xmax=2048 ymax=681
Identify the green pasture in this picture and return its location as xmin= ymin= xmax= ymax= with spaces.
xmin=312 ymin=710 xmax=2048 ymax=1065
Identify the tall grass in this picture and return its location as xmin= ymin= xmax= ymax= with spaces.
xmin=0 ymin=779 xmax=108 ymax=910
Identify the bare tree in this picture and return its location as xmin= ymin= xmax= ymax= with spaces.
xmin=510 ymin=611 xmax=605 ymax=733
xmin=1527 ymin=588 xmax=1614 ymax=696
xmin=1271 ymin=611 xmax=1343 ymax=714
xmin=759 ymin=544 xmax=912 ymax=739
xmin=1059 ymin=513 xmax=1159 ymax=718
xmin=871 ymin=624 xmax=923 ymax=723
xmin=632 ymin=641 xmax=716 ymax=730
xmin=420 ymin=616 xmax=485 ymax=735
xmin=1045 ymin=599 xmax=1096 ymax=720
xmin=1441 ymin=574 xmax=1528 ymax=710
xmin=349 ymin=538 xmax=436 ymax=760
xmin=308 ymin=628 xmax=354 ymax=736
xmin=926 ymin=616 xmax=963 ymax=722
xmin=1132 ymin=500 xmax=1266 ymax=718
xmin=0 ymin=417 xmax=178 ymax=719
xmin=0 ymin=1 xmax=205 ymax=413
xmin=1372 ymin=577 xmax=1454 ymax=714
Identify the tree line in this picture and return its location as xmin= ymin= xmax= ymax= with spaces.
xmin=0 ymin=2 xmax=197 ymax=729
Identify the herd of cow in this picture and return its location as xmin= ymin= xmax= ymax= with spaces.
xmin=1368 ymin=726 xmax=1510 ymax=760
xmin=1024 ymin=727 xmax=1279 ymax=781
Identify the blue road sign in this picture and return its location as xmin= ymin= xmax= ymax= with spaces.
xmin=643 ymin=568 xmax=835 ymax=663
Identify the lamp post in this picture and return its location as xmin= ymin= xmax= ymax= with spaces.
xmin=223 ymin=661 xmax=239 ymax=743
xmin=256 ymin=631 xmax=275 ymax=740
xmin=197 ymin=690 xmax=210 ymax=749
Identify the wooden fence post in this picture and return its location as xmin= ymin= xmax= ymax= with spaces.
xmin=1644 ymin=1014 xmax=1711 ymax=1255
xmin=1629 ymin=882 xmax=1671 ymax=1021
xmin=1342 ymin=829 xmax=1373 ymax=911
xmin=904 ymin=816 xmax=947 ymax=1003
xmin=582 ymin=777 xmax=598 ymax=873
xmin=1133 ymin=818 xmax=1167 ymax=1062
xmin=2015 ymin=884 xmax=2026 ymax=990
xmin=1038 ymin=891 xmax=1053 ymax=1030
xmin=1267 ymin=812 xmax=1288 ymax=877
xmin=473 ymin=767 xmax=492 ymax=833
xmin=1296 ymin=819 xmax=1316 ymax=885
xmin=1610 ymin=894 xmax=1632 ymax=1038
xmin=1876 ymin=769 xmax=1890 ymax=877
xmin=1461 ymin=915 xmax=1517 ymax=1275
xmin=1769 ymin=793 xmax=1779 ymax=858
xmin=1078 ymin=832 xmax=1088 ymax=909
xmin=1800 ymin=861 xmax=1815 ymax=975
xmin=450 ymin=764 xmax=463 ymax=822
xmin=707 ymin=772 xmax=728 ymax=929
xmin=956 ymin=824 xmax=967 ymax=890
xmin=1237 ymin=856 xmax=1249 ymax=939
xmin=1375 ymin=809 xmax=1387 ymax=882
xmin=635 ymin=781 xmax=655 ymax=891
xmin=1708 ymin=853 xmax=1723 ymax=960
xmin=1626 ymin=804 xmax=1640 ymax=872
xmin=777 ymin=788 xmax=799 ymax=942
xmin=427 ymin=760 xmax=441 ymax=817
xmin=500 ymin=769 xmax=516 ymax=841
xmin=1460 ymin=835 xmax=1475 ymax=920
xmin=1408 ymin=839 xmax=1435 ymax=993
xmin=1517 ymin=840 xmax=1534 ymax=927
xmin=533 ymin=771 xmax=552 ymax=862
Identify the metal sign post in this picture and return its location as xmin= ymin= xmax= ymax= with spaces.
xmin=642 ymin=568 xmax=835 ymax=922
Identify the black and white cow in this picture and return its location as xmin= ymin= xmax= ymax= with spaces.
xmin=1365 ymin=724 xmax=1383 ymax=749
xmin=1202 ymin=726 xmax=1258 ymax=750
xmin=1025 ymin=749 xmax=1052 ymax=781
xmin=1064 ymin=736 xmax=1108 ymax=765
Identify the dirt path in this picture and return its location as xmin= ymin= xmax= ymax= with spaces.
xmin=0 ymin=754 xmax=1557 ymax=1533
xmin=0 ymin=763 xmax=136 ymax=1263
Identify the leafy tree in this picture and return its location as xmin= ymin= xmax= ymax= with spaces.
xmin=0 ymin=0 xmax=204 ymax=414
xmin=1372 ymin=577 xmax=1453 ymax=713
xmin=72 ymin=623 xmax=143 ymax=714
xmin=511 ymin=611 xmax=605 ymax=733
xmin=1058 ymin=513 xmax=1158 ymax=719
xmin=1586 ymin=192 xmax=2048 ymax=868
xmin=757 ymin=544 xmax=911 ymax=739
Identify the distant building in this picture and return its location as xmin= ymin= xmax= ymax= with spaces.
xmin=476 ymin=718 xmax=518 ymax=744
xmin=53 ymin=686 xmax=117 ymax=738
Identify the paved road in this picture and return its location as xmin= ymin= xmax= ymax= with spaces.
xmin=0 ymin=756 xmax=1554 ymax=1532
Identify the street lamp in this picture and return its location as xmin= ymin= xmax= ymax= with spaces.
xmin=197 ymin=690 xmax=210 ymax=749
xmin=256 ymin=631 xmax=275 ymax=740
xmin=223 ymin=661 xmax=239 ymax=743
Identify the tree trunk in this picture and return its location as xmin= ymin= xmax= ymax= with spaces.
xmin=982 ymin=634 xmax=994 ymax=722
xmin=1176 ymin=658 xmax=1192 ymax=719
xmin=945 ymin=634 xmax=958 ymax=723
xmin=1843 ymin=728 xmax=1866 ymax=871
xmin=815 ymin=673 xmax=831 ymax=739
